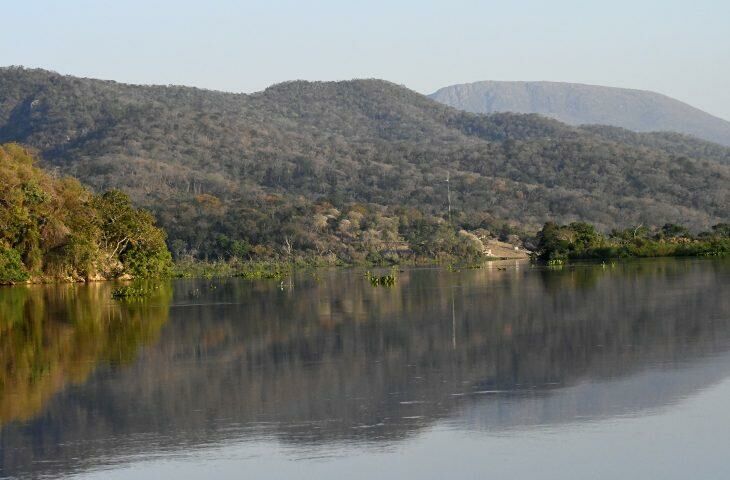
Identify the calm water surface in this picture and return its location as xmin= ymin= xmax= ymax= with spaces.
xmin=1 ymin=258 xmax=729 ymax=479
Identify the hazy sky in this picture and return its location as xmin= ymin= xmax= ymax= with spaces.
xmin=2 ymin=0 xmax=729 ymax=119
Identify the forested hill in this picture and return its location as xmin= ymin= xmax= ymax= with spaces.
xmin=0 ymin=67 xmax=728 ymax=259
xmin=429 ymin=81 xmax=730 ymax=147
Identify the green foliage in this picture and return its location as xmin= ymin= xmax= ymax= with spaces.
xmin=236 ymin=261 xmax=291 ymax=280
xmin=535 ymin=222 xmax=605 ymax=261
xmin=93 ymin=190 xmax=172 ymax=277
xmin=111 ymin=281 xmax=167 ymax=300
xmin=1 ymin=68 xmax=728 ymax=262
xmin=366 ymin=269 xmax=398 ymax=287
xmin=111 ymin=284 xmax=150 ymax=299
xmin=121 ymin=245 xmax=173 ymax=278
xmin=0 ymin=245 xmax=28 ymax=283
xmin=173 ymin=259 xmax=238 ymax=279
xmin=0 ymin=144 xmax=172 ymax=282
xmin=173 ymin=259 xmax=293 ymax=280
xmin=211 ymin=235 xmax=252 ymax=261
xmin=711 ymin=223 xmax=730 ymax=238
xmin=534 ymin=221 xmax=730 ymax=261
xmin=402 ymin=220 xmax=485 ymax=262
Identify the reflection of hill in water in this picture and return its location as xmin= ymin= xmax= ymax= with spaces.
xmin=1 ymin=259 xmax=729 ymax=478
xmin=457 ymin=349 xmax=730 ymax=432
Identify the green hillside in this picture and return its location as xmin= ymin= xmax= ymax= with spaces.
xmin=1 ymin=67 xmax=728 ymax=259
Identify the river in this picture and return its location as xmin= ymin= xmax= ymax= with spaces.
xmin=1 ymin=258 xmax=729 ymax=479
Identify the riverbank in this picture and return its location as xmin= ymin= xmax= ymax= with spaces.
xmin=4 ymin=246 xmax=727 ymax=285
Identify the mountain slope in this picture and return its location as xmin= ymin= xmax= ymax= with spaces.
xmin=0 ymin=67 xmax=728 ymax=257
xmin=429 ymin=81 xmax=730 ymax=147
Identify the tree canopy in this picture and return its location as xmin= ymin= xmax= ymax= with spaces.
xmin=0 ymin=143 xmax=171 ymax=283
xmin=534 ymin=220 xmax=730 ymax=261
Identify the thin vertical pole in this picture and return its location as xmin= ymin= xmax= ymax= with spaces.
xmin=446 ymin=171 xmax=452 ymax=222
xmin=451 ymin=289 xmax=456 ymax=350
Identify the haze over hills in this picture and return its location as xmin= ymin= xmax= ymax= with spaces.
xmin=429 ymin=81 xmax=730 ymax=147
xmin=0 ymin=67 xmax=728 ymax=257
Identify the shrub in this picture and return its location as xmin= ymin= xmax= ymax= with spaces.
xmin=0 ymin=246 xmax=29 ymax=283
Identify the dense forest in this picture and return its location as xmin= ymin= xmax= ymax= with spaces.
xmin=0 ymin=143 xmax=171 ymax=283
xmin=0 ymin=67 xmax=728 ymax=260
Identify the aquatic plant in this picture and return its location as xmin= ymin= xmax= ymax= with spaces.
xmin=236 ymin=261 xmax=291 ymax=280
xmin=111 ymin=283 xmax=157 ymax=299
xmin=366 ymin=270 xmax=397 ymax=287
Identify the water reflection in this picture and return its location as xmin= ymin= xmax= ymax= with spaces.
xmin=0 ymin=283 xmax=172 ymax=426
xmin=1 ymin=259 xmax=729 ymax=479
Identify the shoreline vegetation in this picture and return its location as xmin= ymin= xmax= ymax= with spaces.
xmin=1 ymin=143 xmax=728 ymax=286
xmin=0 ymin=144 xmax=171 ymax=285
xmin=533 ymin=221 xmax=730 ymax=263
xmin=172 ymin=220 xmax=730 ymax=281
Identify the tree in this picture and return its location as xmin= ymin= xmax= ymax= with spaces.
xmin=711 ymin=223 xmax=730 ymax=238
xmin=660 ymin=223 xmax=691 ymax=239
xmin=0 ymin=245 xmax=28 ymax=283
xmin=93 ymin=190 xmax=171 ymax=276
xmin=0 ymin=145 xmax=172 ymax=281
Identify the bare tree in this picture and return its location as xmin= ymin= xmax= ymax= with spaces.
xmin=283 ymin=235 xmax=293 ymax=257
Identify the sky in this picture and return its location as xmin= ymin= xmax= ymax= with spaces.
xmin=2 ymin=0 xmax=729 ymax=119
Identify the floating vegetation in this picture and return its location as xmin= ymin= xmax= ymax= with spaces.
xmin=111 ymin=282 xmax=158 ymax=300
xmin=172 ymin=260 xmax=237 ymax=279
xmin=236 ymin=262 xmax=291 ymax=280
xmin=173 ymin=260 xmax=293 ymax=280
xmin=366 ymin=269 xmax=397 ymax=287
xmin=447 ymin=262 xmax=489 ymax=273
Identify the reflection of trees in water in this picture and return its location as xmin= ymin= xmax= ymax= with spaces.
xmin=0 ymin=282 xmax=172 ymax=426
xmin=1 ymin=259 xmax=729 ymax=478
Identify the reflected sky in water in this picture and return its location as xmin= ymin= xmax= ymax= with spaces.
xmin=1 ymin=258 xmax=729 ymax=479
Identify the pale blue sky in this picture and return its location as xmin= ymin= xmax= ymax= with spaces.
xmin=2 ymin=0 xmax=729 ymax=119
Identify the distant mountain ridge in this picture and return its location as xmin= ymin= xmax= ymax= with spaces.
xmin=429 ymin=81 xmax=730 ymax=146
